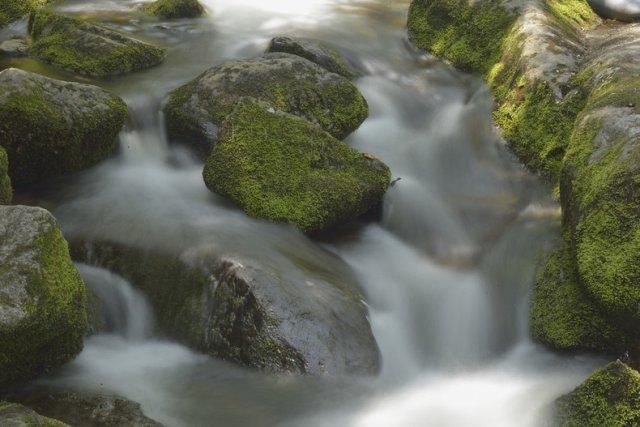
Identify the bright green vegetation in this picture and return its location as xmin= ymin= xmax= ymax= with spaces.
xmin=143 ymin=0 xmax=204 ymax=19
xmin=28 ymin=11 xmax=165 ymax=78
xmin=530 ymin=242 xmax=630 ymax=353
xmin=407 ymin=0 xmax=516 ymax=75
xmin=0 ymin=218 xmax=88 ymax=388
xmin=0 ymin=147 xmax=12 ymax=204
xmin=556 ymin=361 xmax=640 ymax=426
xmin=0 ymin=0 xmax=48 ymax=28
xmin=0 ymin=402 xmax=68 ymax=426
xmin=203 ymin=98 xmax=391 ymax=233
xmin=0 ymin=72 xmax=128 ymax=185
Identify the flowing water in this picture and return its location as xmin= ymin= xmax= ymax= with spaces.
xmin=4 ymin=0 xmax=606 ymax=425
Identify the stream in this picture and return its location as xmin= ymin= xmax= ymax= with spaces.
xmin=5 ymin=0 xmax=605 ymax=425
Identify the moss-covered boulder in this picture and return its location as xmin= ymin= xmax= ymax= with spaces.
xmin=0 ymin=147 xmax=12 ymax=204
xmin=0 ymin=206 xmax=88 ymax=389
xmin=530 ymin=242 xmax=631 ymax=353
xmin=203 ymin=98 xmax=390 ymax=233
xmin=0 ymin=0 xmax=48 ymax=28
xmin=17 ymin=391 xmax=161 ymax=427
xmin=28 ymin=11 xmax=165 ymax=78
xmin=0 ymin=68 xmax=127 ymax=186
xmin=266 ymin=36 xmax=359 ymax=79
xmin=0 ymin=402 xmax=67 ymax=426
xmin=556 ymin=361 xmax=640 ymax=426
xmin=164 ymin=53 xmax=368 ymax=151
xmin=73 ymin=240 xmax=381 ymax=376
xmin=143 ymin=0 xmax=204 ymax=19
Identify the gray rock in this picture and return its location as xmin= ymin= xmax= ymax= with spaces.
xmin=73 ymin=241 xmax=381 ymax=376
xmin=0 ymin=205 xmax=88 ymax=388
xmin=588 ymin=0 xmax=640 ymax=21
xmin=0 ymin=38 xmax=28 ymax=57
xmin=28 ymin=11 xmax=165 ymax=77
xmin=164 ymin=53 xmax=368 ymax=152
xmin=0 ymin=402 xmax=67 ymax=426
xmin=0 ymin=68 xmax=127 ymax=185
xmin=267 ymin=36 xmax=360 ymax=79
xmin=17 ymin=391 xmax=162 ymax=427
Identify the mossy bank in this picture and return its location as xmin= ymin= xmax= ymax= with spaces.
xmin=408 ymin=0 xmax=640 ymax=358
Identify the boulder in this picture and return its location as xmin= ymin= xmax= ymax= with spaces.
xmin=17 ymin=391 xmax=162 ymax=427
xmin=0 ymin=38 xmax=29 ymax=57
xmin=555 ymin=361 xmax=640 ymax=426
xmin=143 ymin=0 xmax=204 ymax=19
xmin=203 ymin=98 xmax=390 ymax=233
xmin=0 ymin=147 xmax=11 ymax=204
xmin=28 ymin=11 xmax=165 ymax=78
xmin=164 ymin=53 xmax=368 ymax=151
xmin=266 ymin=36 xmax=360 ymax=79
xmin=0 ymin=402 xmax=67 ymax=426
xmin=587 ymin=0 xmax=640 ymax=21
xmin=0 ymin=206 xmax=88 ymax=388
xmin=73 ymin=240 xmax=381 ymax=376
xmin=0 ymin=68 xmax=127 ymax=185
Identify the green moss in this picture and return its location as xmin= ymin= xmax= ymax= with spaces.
xmin=530 ymin=242 xmax=630 ymax=353
xmin=0 ymin=0 xmax=48 ymax=28
xmin=407 ymin=0 xmax=516 ymax=74
xmin=143 ymin=0 xmax=204 ymax=19
xmin=556 ymin=361 xmax=640 ymax=426
xmin=493 ymin=81 xmax=588 ymax=178
xmin=560 ymin=77 xmax=640 ymax=327
xmin=0 ymin=222 xmax=87 ymax=388
xmin=203 ymin=98 xmax=390 ymax=233
xmin=0 ymin=147 xmax=12 ymax=205
xmin=0 ymin=81 xmax=127 ymax=185
xmin=28 ymin=11 xmax=165 ymax=78
xmin=546 ymin=0 xmax=600 ymax=30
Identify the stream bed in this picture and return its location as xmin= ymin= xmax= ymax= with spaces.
xmin=3 ymin=0 xmax=605 ymax=425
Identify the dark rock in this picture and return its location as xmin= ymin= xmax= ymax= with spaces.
xmin=0 ymin=68 xmax=127 ymax=185
xmin=164 ymin=53 xmax=368 ymax=152
xmin=267 ymin=36 xmax=360 ymax=78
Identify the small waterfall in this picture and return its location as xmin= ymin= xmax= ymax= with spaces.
xmin=76 ymin=263 xmax=154 ymax=340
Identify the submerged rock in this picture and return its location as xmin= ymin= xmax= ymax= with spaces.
xmin=203 ymin=98 xmax=390 ymax=233
xmin=0 ymin=38 xmax=29 ymax=57
xmin=18 ymin=391 xmax=162 ymax=427
xmin=164 ymin=53 xmax=368 ymax=151
xmin=0 ymin=402 xmax=67 ymax=426
xmin=73 ymin=241 xmax=381 ymax=376
xmin=556 ymin=361 xmax=640 ymax=426
xmin=0 ymin=206 xmax=88 ymax=388
xmin=267 ymin=36 xmax=360 ymax=79
xmin=28 ymin=11 xmax=165 ymax=78
xmin=0 ymin=147 xmax=11 ymax=204
xmin=587 ymin=0 xmax=640 ymax=21
xmin=143 ymin=0 xmax=204 ymax=19
xmin=0 ymin=68 xmax=127 ymax=185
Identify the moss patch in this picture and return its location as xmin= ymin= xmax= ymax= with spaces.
xmin=0 ymin=147 xmax=12 ymax=205
xmin=407 ymin=0 xmax=516 ymax=74
xmin=0 ymin=0 xmax=48 ymax=28
xmin=530 ymin=241 xmax=630 ymax=353
xmin=28 ymin=11 xmax=165 ymax=78
xmin=556 ymin=361 xmax=640 ymax=426
xmin=203 ymin=98 xmax=390 ymax=233
xmin=143 ymin=0 xmax=204 ymax=19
